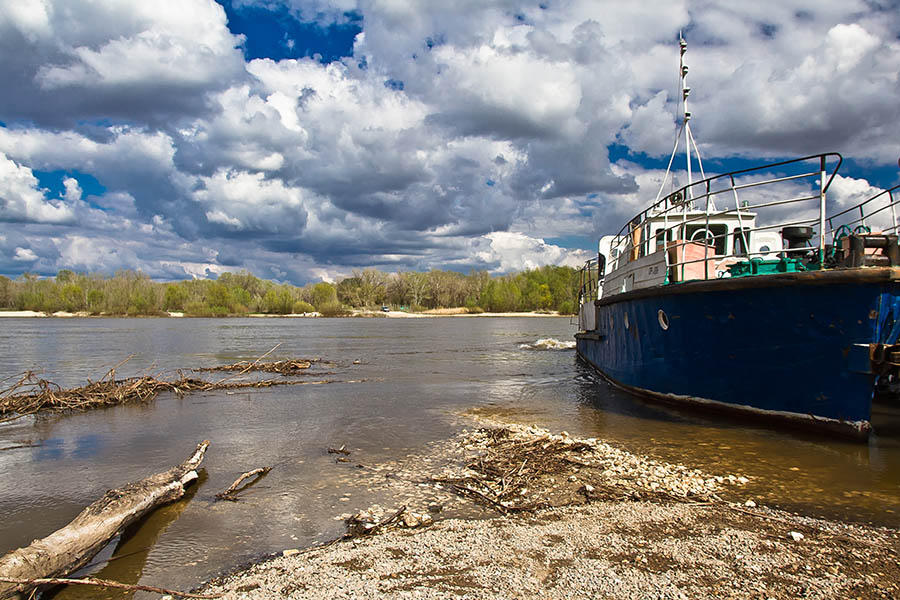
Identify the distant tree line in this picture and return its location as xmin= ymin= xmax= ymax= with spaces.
xmin=0 ymin=266 xmax=579 ymax=317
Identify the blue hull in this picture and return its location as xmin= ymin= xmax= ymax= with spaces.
xmin=576 ymin=269 xmax=900 ymax=438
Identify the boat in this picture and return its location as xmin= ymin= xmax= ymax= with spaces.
xmin=575 ymin=37 xmax=900 ymax=439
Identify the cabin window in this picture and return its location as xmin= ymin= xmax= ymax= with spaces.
xmin=652 ymin=228 xmax=676 ymax=252
xmin=733 ymin=228 xmax=751 ymax=256
xmin=685 ymin=224 xmax=727 ymax=255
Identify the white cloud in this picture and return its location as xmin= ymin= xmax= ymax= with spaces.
xmin=828 ymin=175 xmax=896 ymax=233
xmin=195 ymin=169 xmax=308 ymax=234
xmin=62 ymin=177 xmax=81 ymax=203
xmin=37 ymin=1 xmax=243 ymax=90
xmin=0 ymin=154 xmax=76 ymax=224
xmin=478 ymin=231 xmax=590 ymax=273
xmin=13 ymin=247 xmax=39 ymax=262
xmin=0 ymin=0 xmax=52 ymax=40
xmin=1 ymin=1 xmax=900 ymax=282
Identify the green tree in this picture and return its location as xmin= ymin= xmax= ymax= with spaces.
xmin=60 ymin=283 xmax=85 ymax=311
xmin=263 ymin=287 xmax=294 ymax=314
xmin=0 ymin=275 xmax=11 ymax=309
xmin=309 ymin=282 xmax=338 ymax=309
xmin=164 ymin=284 xmax=188 ymax=311
xmin=206 ymin=281 xmax=234 ymax=314
xmin=87 ymin=289 xmax=105 ymax=313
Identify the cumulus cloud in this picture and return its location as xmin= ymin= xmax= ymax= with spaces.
xmin=0 ymin=154 xmax=76 ymax=224
xmin=1 ymin=0 xmax=899 ymax=283
xmin=0 ymin=0 xmax=246 ymax=127
xmin=195 ymin=169 xmax=309 ymax=234
xmin=477 ymin=231 xmax=591 ymax=273
xmin=13 ymin=247 xmax=39 ymax=262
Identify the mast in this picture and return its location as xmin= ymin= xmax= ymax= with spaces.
xmin=655 ymin=34 xmax=707 ymax=211
xmin=680 ymin=35 xmax=692 ymax=199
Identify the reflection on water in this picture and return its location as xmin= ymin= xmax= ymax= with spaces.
xmin=0 ymin=317 xmax=898 ymax=598
xmin=550 ymin=360 xmax=900 ymax=524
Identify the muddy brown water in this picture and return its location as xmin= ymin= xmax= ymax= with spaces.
xmin=0 ymin=316 xmax=898 ymax=598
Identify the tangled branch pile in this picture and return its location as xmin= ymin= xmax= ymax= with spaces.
xmin=433 ymin=425 xmax=744 ymax=514
xmin=195 ymin=359 xmax=319 ymax=375
xmin=0 ymin=369 xmax=331 ymax=422
xmin=434 ymin=428 xmax=603 ymax=513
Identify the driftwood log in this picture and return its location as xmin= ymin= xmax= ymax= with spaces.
xmin=0 ymin=440 xmax=209 ymax=600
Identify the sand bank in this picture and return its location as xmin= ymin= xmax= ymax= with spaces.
xmin=201 ymin=420 xmax=899 ymax=600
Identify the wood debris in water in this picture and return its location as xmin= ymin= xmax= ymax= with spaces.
xmin=215 ymin=467 xmax=273 ymax=502
xmin=0 ymin=441 xmax=210 ymax=600
xmin=0 ymin=368 xmax=337 ymax=422
xmin=194 ymin=359 xmax=321 ymax=376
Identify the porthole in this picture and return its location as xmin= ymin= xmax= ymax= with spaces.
xmin=624 ymin=312 xmax=630 ymax=330
xmin=658 ymin=309 xmax=669 ymax=330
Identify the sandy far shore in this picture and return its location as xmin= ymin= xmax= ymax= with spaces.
xmin=201 ymin=421 xmax=900 ymax=600
xmin=354 ymin=309 xmax=568 ymax=318
xmin=0 ymin=310 xmax=568 ymax=319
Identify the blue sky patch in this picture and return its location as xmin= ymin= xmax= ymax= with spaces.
xmin=34 ymin=170 xmax=107 ymax=202
xmin=546 ymin=235 xmax=594 ymax=250
xmin=218 ymin=1 xmax=361 ymax=62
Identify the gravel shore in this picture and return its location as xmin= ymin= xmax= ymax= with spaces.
xmin=200 ymin=421 xmax=900 ymax=600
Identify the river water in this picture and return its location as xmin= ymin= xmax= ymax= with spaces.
xmin=0 ymin=316 xmax=898 ymax=598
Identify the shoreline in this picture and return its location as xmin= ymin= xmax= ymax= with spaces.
xmin=0 ymin=310 xmax=570 ymax=319
xmin=199 ymin=420 xmax=900 ymax=600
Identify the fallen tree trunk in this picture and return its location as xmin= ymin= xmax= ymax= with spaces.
xmin=0 ymin=440 xmax=209 ymax=600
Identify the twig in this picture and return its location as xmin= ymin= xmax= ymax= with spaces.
xmin=367 ymin=505 xmax=407 ymax=535
xmin=344 ymin=506 xmax=408 ymax=539
xmin=0 ymin=442 xmax=41 ymax=452
xmin=100 ymin=355 xmax=135 ymax=383
xmin=0 ymin=576 xmax=221 ymax=599
xmin=328 ymin=445 xmax=351 ymax=455
xmin=445 ymin=481 xmax=510 ymax=513
xmin=215 ymin=467 xmax=272 ymax=501
xmin=79 ymin=545 xmax=153 ymax=571
xmin=216 ymin=343 xmax=283 ymax=385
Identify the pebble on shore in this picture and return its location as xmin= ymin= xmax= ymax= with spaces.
xmin=201 ymin=420 xmax=900 ymax=600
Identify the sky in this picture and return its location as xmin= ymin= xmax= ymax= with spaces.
xmin=1 ymin=0 xmax=899 ymax=285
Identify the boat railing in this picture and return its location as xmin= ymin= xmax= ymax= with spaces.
xmin=577 ymin=257 xmax=601 ymax=304
xmin=825 ymin=183 xmax=900 ymax=238
xmin=605 ymin=153 xmax=853 ymax=282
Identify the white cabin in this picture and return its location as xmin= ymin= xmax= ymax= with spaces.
xmin=598 ymin=210 xmax=783 ymax=299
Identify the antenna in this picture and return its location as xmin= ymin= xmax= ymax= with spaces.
xmin=653 ymin=34 xmax=708 ymax=210
xmin=680 ymin=33 xmax=692 ymax=199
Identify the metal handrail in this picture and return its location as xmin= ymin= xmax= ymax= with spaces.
xmin=604 ymin=153 xmax=846 ymax=285
xmin=582 ymin=152 xmax=900 ymax=302
xmin=577 ymin=257 xmax=601 ymax=303
xmin=826 ymin=184 xmax=900 ymax=236
xmin=614 ymin=153 xmax=842 ymax=242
